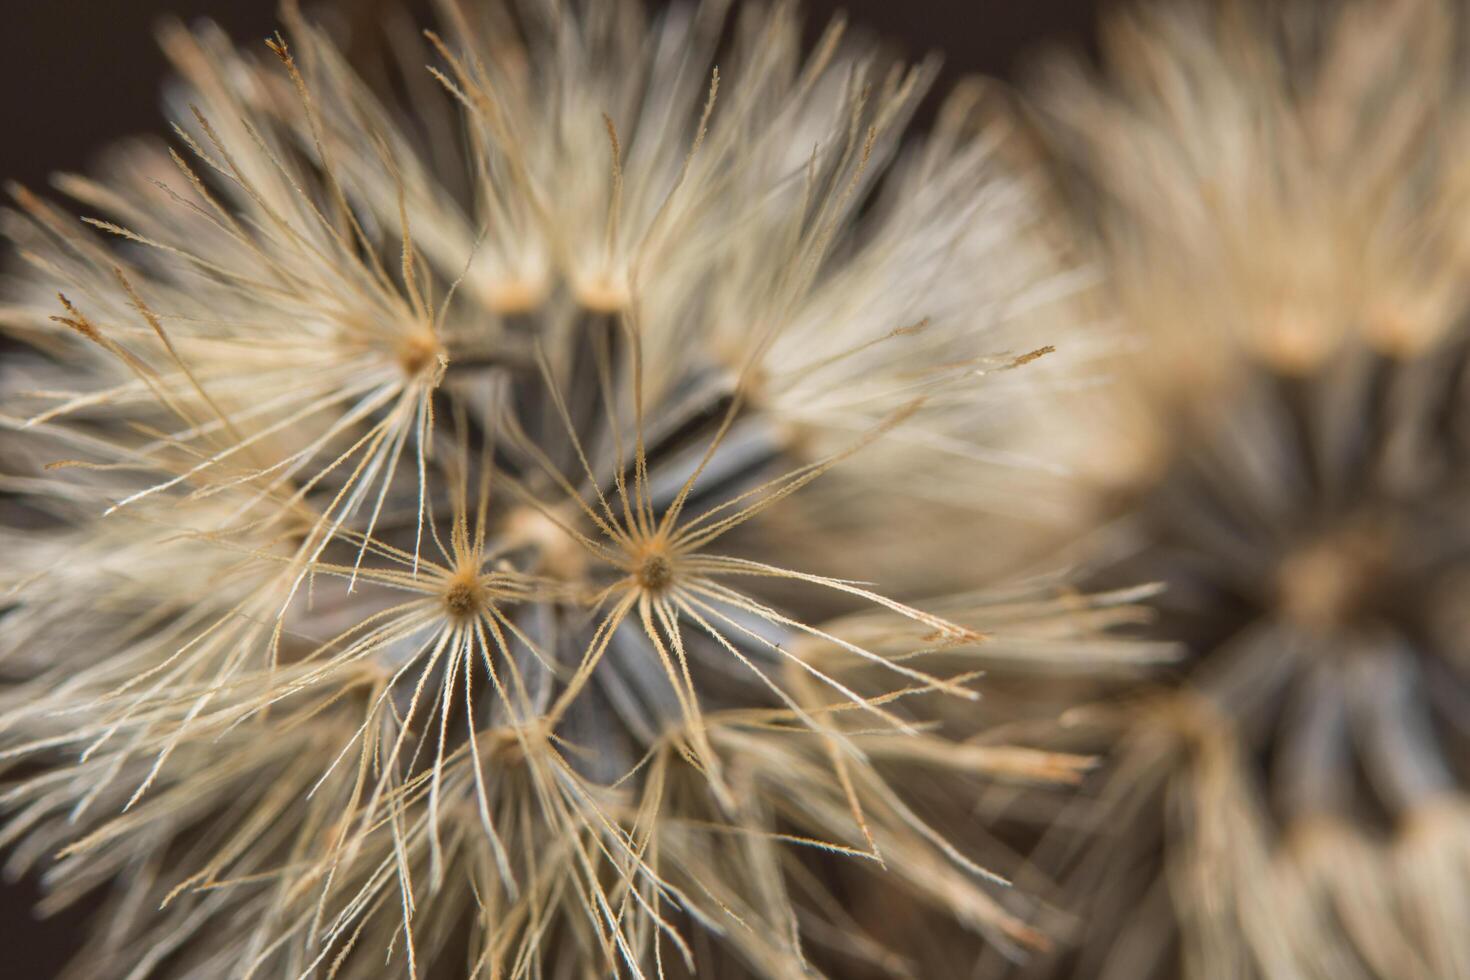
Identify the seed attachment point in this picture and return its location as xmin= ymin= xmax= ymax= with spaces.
xmin=443 ymin=576 xmax=485 ymax=619
xmin=636 ymin=554 xmax=674 ymax=593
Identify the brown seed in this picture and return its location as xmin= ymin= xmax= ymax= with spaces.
xmin=636 ymin=554 xmax=674 ymax=592
xmin=397 ymin=331 xmax=443 ymax=377
xmin=443 ymin=579 xmax=482 ymax=618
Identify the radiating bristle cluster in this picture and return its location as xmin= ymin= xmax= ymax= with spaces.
xmin=1009 ymin=1 xmax=1470 ymax=977
xmin=0 ymin=1 xmax=1121 ymax=977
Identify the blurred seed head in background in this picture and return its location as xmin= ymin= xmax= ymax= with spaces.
xmin=1009 ymin=1 xmax=1470 ymax=977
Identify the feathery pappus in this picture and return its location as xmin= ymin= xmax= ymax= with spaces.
xmin=0 ymin=1 xmax=1137 ymax=977
xmin=1005 ymin=0 xmax=1470 ymax=977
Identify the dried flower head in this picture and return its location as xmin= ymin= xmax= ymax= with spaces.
xmin=0 ymin=1 xmax=1114 ymax=977
xmin=1014 ymin=0 xmax=1470 ymax=977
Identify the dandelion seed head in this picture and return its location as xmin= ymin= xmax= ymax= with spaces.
xmin=0 ymin=1 xmax=1121 ymax=976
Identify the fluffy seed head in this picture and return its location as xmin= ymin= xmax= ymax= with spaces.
xmin=0 ymin=1 xmax=1124 ymax=977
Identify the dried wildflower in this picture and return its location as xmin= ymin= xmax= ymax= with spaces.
xmin=0 ymin=1 xmax=1116 ymax=977
xmin=1011 ymin=1 xmax=1470 ymax=976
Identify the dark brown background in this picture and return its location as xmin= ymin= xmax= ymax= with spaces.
xmin=0 ymin=0 xmax=1105 ymax=974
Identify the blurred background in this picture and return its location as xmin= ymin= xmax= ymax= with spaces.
xmin=0 ymin=0 xmax=1109 ymax=190
xmin=0 ymin=0 xmax=1106 ymax=974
